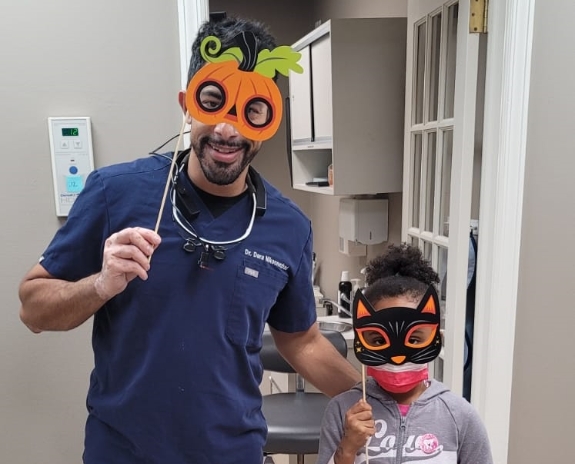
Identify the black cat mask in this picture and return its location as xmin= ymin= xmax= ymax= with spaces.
xmin=352 ymin=286 xmax=442 ymax=366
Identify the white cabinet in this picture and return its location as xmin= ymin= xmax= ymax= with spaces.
xmin=289 ymin=46 xmax=313 ymax=142
xmin=287 ymin=18 xmax=407 ymax=196
xmin=310 ymin=33 xmax=333 ymax=143
xmin=290 ymin=35 xmax=333 ymax=145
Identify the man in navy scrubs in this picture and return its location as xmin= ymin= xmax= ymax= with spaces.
xmin=18 ymin=15 xmax=360 ymax=464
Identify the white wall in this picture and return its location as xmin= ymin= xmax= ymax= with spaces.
xmin=508 ymin=0 xmax=575 ymax=461
xmin=0 ymin=2 xmax=181 ymax=462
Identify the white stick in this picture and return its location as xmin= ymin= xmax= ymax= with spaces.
xmin=362 ymin=364 xmax=369 ymax=464
xmin=149 ymin=114 xmax=188 ymax=262
xmin=362 ymin=364 xmax=367 ymax=402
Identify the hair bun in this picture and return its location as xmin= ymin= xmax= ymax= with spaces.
xmin=365 ymin=244 xmax=439 ymax=287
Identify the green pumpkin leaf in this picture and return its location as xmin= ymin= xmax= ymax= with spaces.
xmin=200 ymin=36 xmax=243 ymax=65
xmin=254 ymin=46 xmax=304 ymax=78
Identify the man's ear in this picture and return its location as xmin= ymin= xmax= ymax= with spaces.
xmin=178 ymin=91 xmax=192 ymax=124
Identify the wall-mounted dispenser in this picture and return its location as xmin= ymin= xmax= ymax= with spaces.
xmin=339 ymin=198 xmax=388 ymax=256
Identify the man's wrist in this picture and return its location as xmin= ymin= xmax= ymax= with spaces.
xmin=93 ymin=274 xmax=112 ymax=301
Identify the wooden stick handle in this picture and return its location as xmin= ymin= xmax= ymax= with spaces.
xmin=362 ymin=364 xmax=367 ymax=402
xmin=362 ymin=364 xmax=369 ymax=463
xmin=149 ymin=115 xmax=188 ymax=263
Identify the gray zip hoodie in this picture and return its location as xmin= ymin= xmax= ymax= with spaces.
xmin=317 ymin=378 xmax=493 ymax=464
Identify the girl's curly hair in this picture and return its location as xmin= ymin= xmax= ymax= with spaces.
xmin=363 ymin=243 xmax=440 ymax=305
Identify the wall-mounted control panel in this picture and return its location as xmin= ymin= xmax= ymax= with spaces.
xmin=48 ymin=117 xmax=95 ymax=217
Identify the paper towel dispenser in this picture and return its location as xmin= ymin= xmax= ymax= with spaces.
xmin=339 ymin=198 xmax=388 ymax=256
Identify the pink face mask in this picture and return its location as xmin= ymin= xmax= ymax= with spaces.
xmin=367 ymin=363 xmax=429 ymax=394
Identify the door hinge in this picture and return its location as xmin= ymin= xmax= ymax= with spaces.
xmin=469 ymin=0 xmax=488 ymax=34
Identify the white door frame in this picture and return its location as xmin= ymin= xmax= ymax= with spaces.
xmin=177 ymin=0 xmax=209 ymax=89
xmin=441 ymin=0 xmax=480 ymax=395
xmin=472 ymin=1 xmax=535 ymax=463
xmin=177 ymin=0 xmax=209 ymax=149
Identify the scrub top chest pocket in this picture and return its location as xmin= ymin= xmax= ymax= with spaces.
xmin=226 ymin=259 xmax=288 ymax=347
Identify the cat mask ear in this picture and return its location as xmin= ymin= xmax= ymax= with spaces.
xmin=352 ymin=286 xmax=442 ymax=366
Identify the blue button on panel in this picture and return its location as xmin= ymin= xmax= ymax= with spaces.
xmin=69 ymin=166 xmax=78 ymax=175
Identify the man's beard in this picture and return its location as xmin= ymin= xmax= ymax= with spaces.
xmin=193 ymin=135 xmax=257 ymax=186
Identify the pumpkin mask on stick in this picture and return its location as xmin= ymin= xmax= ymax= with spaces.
xmin=186 ymin=31 xmax=303 ymax=141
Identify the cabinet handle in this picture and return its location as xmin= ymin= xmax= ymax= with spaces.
xmin=284 ymin=96 xmax=293 ymax=184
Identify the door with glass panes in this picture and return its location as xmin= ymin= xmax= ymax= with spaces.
xmin=402 ymin=0 xmax=485 ymax=397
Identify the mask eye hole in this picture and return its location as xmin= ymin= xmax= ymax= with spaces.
xmin=356 ymin=327 xmax=391 ymax=350
xmin=243 ymin=97 xmax=273 ymax=128
xmin=196 ymin=82 xmax=226 ymax=112
xmin=404 ymin=324 xmax=438 ymax=348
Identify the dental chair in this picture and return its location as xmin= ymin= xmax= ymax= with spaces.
xmin=260 ymin=328 xmax=348 ymax=464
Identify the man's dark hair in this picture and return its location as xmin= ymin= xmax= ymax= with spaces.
xmin=187 ymin=16 xmax=277 ymax=85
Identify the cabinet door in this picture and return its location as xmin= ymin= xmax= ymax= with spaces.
xmin=310 ymin=33 xmax=333 ymax=142
xmin=289 ymin=46 xmax=312 ymax=143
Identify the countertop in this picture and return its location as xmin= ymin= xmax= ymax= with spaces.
xmin=263 ymin=315 xmax=354 ymax=345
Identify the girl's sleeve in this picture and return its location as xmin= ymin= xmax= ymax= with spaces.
xmin=317 ymin=398 xmax=347 ymax=464
xmin=458 ymin=407 xmax=494 ymax=464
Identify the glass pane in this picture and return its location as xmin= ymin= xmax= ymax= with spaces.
xmin=440 ymin=130 xmax=453 ymax=237
xmin=411 ymin=133 xmax=423 ymax=228
xmin=408 ymin=235 xmax=419 ymax=248
xmin=423 ymin=240 xmax=432 ymax=262
xmin=433 ymin=244 xmax=446 ymax=383
xmin=444 ymin=3 xmax=458 ymax=118
xmin=438 ymin=246 xmax=448 ymax=330
xmin=433 ymin=356 xmax=444 ymax=382
xmin=428 ymin=13 xmax=442 ymax=121
xmin=424 ymin=131 xmax=437 ymax=232
xmin=414 ymin=22 xmax=427 ymax=124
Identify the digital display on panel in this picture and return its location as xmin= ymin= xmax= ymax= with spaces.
xmin=61 ymin=128 xmax=79 ymax=136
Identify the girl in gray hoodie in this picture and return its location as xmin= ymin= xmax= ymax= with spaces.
xmin=317 ymin=244 xmax=493 ymax=464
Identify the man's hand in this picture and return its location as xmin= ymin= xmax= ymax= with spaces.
xmin=94 ymin=227 xmax=161 ymax=300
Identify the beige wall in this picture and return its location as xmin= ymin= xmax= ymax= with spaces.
xmin=508 ymin=1 xmax=575 ymax=462
xmin=314 ymin=0 xmax=407 ymax=22
xmin=0 ymin=1 xmax=181 ymax=462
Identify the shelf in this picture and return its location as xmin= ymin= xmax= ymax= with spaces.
xmin=292 ymin=140 xmax=333 ymax=151
xmin=292 ymin=184 xmax=334 ymax=195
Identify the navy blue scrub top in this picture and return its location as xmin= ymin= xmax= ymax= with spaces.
xmin=39 ymin=153 xmax=317 ymax=464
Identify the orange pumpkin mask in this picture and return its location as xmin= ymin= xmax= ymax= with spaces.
xmin=186 ymin=32 xmax=303 ymax=141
